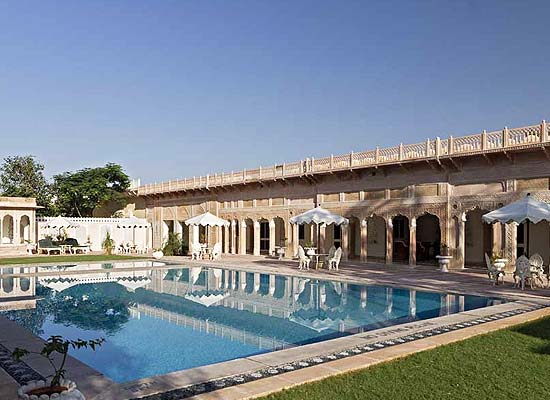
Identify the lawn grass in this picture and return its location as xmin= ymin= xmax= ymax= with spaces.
xmin=262 ymin=316 xmax=550 ymax=400
xmin=0 ymin=254 xmax=147 ymax=265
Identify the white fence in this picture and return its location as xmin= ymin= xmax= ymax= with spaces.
xmin=36 ymin=217 xmax=152 ymax=252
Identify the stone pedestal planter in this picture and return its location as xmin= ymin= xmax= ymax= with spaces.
xmin=18 ymin=379 xmax=85 ymax=400
xmin=152 ymin=250 xmax=164 ymax=259
xmin=436 ymin=255 xmax=453 ymax=273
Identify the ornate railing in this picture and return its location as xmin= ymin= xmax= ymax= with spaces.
xmin=136 ymin=120 xmax=549 ymax=195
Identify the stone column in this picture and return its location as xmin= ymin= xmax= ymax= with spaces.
xmin=319 ymin=224 xmax=326 ymax=254
xmin=341 ymin=224 xmax=349 ymax=261
xmin=492 ymin=222 xmax=503 ymax=255
xmin=253 ymin=272 xmax=260 ymax=293
xmin=385 ymin=217 xmax=393 ymax=264
xmin=230 ymin=220 xmax=237 ymax=254
xmin=269 ymin=218 xmax=276 ymax=256
xmin=456 ymin=213 xmax=466 ymax=269
xmin=409 ymin=217 xmax=416 ymax=266
xmin=291 ymin=223 xmax=299 ymax=256
xmin=505 ymin=222 xmax=518 ymax=269
xmin=223 ymin=224 xmax=230 ymax=253
xmin=240 ymin=221 xmax=247 ymax=255
xmin=253 ymin=220 xmax=261 ymax=256
xmin=269 ymin=274 xmax=276 ymax=295
xmin=14 ymin=217 xmax=20 ymax=245
xmin=360 ymin=219 xmax=368 ymax=262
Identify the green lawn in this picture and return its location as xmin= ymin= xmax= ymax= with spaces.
xmin=0 ymin=254 xmax=147 ymax=265
xmin=262 ymin=317 xmax=550 ymax=400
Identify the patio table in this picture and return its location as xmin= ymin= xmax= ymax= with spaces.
xmin=310 ymin=253 xmax=328 ymax=270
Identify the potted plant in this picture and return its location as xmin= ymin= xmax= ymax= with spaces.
xmin=304 ymin=241 xmax=316 ymax=256
xmin=101 ymin=232 xmax=115 ymax=255
xmin=440 ymin=243 xmax=450 ymax=256
xmin=13 ymin=335 xmax=104 ymax=400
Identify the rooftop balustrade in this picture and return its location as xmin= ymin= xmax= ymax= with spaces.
xmin=136 ymin=121 xmax=548 ymax=196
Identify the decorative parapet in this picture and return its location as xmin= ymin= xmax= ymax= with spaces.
xmin=136 ymin=120 xmax=549 ymax=196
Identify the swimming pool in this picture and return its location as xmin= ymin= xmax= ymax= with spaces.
xmin=1 ymin=264 xmax=506 ymax=383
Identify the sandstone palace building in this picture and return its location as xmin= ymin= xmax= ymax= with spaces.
xmin=128 ymin=119 xmax=550 ymax=270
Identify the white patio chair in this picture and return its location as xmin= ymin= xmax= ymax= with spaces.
xmin=529 ymin=253 xmax=546 ymax=288
xmin=484 ymin=253 xmax=505 ymax=286
xmin=191 ymin=242 xmax=202 ymax=260
xmin=211 ymin=242 xmax=222 ymax=260
xmin=326 ymin=245 xmax=336 ymax=266
xmin=514 ymin=255 xmax=533 ymax=290
xmin=297 ymin=246 xmax=310 ymax=270
xmin=328 ymin=247 xmax=342 ymax=271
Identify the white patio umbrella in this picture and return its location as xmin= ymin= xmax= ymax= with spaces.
xmin=290 ymin=207 xmax=349 ymax=253
xmin=185 ymin=212 xmax=229 ymax=245
xmin=116 ymin=216 xmax=148 ymax=245
xmin=44 ymin=216 xmax=81 ymax=238
xmin=482 ymin=194 xmax=550 ymax=256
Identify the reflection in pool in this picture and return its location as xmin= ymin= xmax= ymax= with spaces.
xmin=1 ymin=265 xmax=505 ymax=382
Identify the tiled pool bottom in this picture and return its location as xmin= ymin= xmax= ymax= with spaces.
xmin=1 ymin=265 xmax=508 ymax=383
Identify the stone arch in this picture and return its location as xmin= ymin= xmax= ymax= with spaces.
xmin=19 ymin=215 xmax=31 ymax=243
xmin=416 ymin=213 xmax=441 ymax=264
xmin=391 ymin=214 xmax=409 ymax=263
xmin=464 ymin=207 xmax=493 ymax=267
xmin=366 ymin=214 xmax=386 ymax=262
xmin=2 ymin=215 xmax=14 ymax=244
xmin=347 ymin=216 xmax=362 ymax=260
xmin=243 ymin=218 xmax=255 ymax=254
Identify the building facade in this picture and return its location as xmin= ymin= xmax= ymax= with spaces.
xmin=129 ymin=120 xmax=550 ymax=269
xmin=0 ymin=197 xmax=39 ymax=255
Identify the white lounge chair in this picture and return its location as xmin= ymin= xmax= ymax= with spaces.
xmin=211 ymin=242 xmax=222 ymax=260
xmin=325 ymin=245 xmax=336 ymax=266
xmin=484 ymin=253 xmax=505 ymax=286
xmin=328 ymin=247 xmax=342 ymax=270
xmin=297 ymin=246 xmax=310 ymax=270
xmin=514 ymin=255 xmax=533 ymax=290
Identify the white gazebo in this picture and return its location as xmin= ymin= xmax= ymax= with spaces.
xmin=185 ymin=212 xmax=229 ymax=245
xmin=483 ymin=194 xmax=550 ymax=257
xmin=290 ymin=206 xmax=349 ymax=253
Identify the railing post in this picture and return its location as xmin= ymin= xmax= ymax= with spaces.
xmin=426 ymin=138 xmax=430 ymax=156
xmin=259 ymin=166 xmax=262 ymax=180
xmin=503 ymin=127 xmax=509 ymax=147
xmin=330 ymin=154 xmax=334 ymax=170
xmin=206 ymin=174 xmax=210 ymax=188
xmin=399 ymin=143 xmax=403 ymax=160
xmin=435 ymin=137 xmax=441 ymax=158
xmin=349 ymin=152 xmax=353 ymax=167
xmin=448 ymin=136 xmax=454 ymax=155
xmin=541 ymin=120 xmax=547 ymax=142
xmin=243 ymin=169 xmax=246 ymax=182
xmin=375 ymin=146 xmax=380 ymax=164
xmin=311 ymin=158 xmax=315 ymax=172
xmin=481 ymin=130 xmax=487 ymax=150
xmin=282 ymin=163 xmax=285 ymax=177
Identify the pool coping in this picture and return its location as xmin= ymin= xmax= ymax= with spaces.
xmin=1 ymin=262 xmax=550 ymax=400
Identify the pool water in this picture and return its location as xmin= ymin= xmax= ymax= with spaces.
xmin=1 ymin=265 xmax=505 ymax=382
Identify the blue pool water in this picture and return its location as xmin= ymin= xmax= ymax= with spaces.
xmin=1 ymin=264 xmax=505 ymax=383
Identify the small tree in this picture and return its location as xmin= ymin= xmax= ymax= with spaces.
xmin=13 ymin=335 xmax=104 ymax=395
xmin=102 ymin=232 xmax=115 ymax=255
xmin=162 ymin=232 xmax=183 ymax=256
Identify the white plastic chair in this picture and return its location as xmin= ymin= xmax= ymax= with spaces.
xmin=529 ymin=253 xmax=546 ymax=288
xmin=211 ymin=242 xmax=222 ymax=260
xmin=326 ymin=245 xmax=336 ymax=266
xmin=328 ymin=247 xmax=342 ymax=271
xmin=297 ymin=246 xmax=310 ymax=270
xmin=191 ymin=242 xmax=202 ymax=260
xmin=514 ymin=255 xmax=533 ymax=290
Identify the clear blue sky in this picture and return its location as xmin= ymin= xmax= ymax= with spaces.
xmin=1 ymin=0 xmax=549 ymax=184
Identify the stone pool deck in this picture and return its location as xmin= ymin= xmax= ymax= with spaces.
xmin=1 ymin=255 xmax=550 ymax=400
